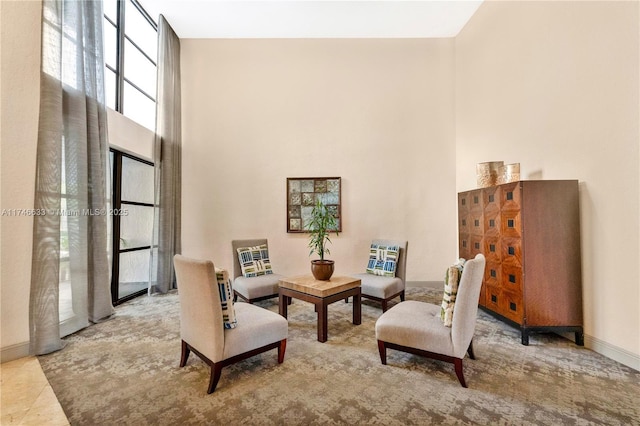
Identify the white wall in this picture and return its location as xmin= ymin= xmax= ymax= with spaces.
xmin=0 ymin=0 xmax=41 ymax=361
xmin=456 ymin=1 xmax=640 ymax=367
xmin=180 ymin=38 xmax=458 ymax=282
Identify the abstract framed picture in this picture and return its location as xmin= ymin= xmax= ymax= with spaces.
xmin=287 ymin=177 xmax=341 ymax=233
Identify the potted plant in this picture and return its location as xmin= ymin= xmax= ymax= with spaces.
xmin=306 ymin=199 xmax=339 ymax=280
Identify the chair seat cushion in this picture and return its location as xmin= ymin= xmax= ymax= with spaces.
xmin=375 ymin=301 xmax=455 ymax=357
xmin=223 ymin=303 xmax=288 ymax=360
xmin=233 ymin=273 xmax=283 ymax=300
xmin=351 ymin=273 xmax=403 ymax=299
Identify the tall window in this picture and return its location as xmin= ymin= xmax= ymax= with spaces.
xmin=110 ymin=149 xmax=155 ymax=304
xmin=104 ymin=0 xmax=157 ymax=130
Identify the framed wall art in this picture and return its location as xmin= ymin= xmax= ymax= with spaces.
xmin=287 ymin=177 xmax=341 ymax=233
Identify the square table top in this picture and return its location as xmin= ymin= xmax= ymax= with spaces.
xmin=278 ymin=275 xmax=361 ymax=298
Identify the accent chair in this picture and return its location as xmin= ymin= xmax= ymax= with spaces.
xmin=350 ymin=239 xmax=408 ymax=312
xmin=174 ymin=254 xmax=288 ymax=394
xmin=375 ymin=253 xmax=486 ymax=387
xmin=231 ymin=238 xmax=284 ymax=303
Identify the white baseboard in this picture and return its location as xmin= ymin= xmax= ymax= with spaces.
xmin=1 ymin=341 xmax=30 ymax=363
xmin=585 ymin=334 xmax=640 ymax=372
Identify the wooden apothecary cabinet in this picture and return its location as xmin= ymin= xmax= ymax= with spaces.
xmin=458 ymin=180 xmax=584 ymax=345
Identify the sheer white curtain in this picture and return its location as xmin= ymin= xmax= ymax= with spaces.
xmin=149 ymin=15 xmax=181 ymax=294
xmin=30 ymin=0 xmax=113 ymax=355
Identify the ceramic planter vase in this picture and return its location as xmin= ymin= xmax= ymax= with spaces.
xmin=311 ymin=259 xmax=334 ymax=281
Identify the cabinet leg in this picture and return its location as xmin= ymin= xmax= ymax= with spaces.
xmin=521 ymin=330 xmax=529 ymax=346
xmin=575 ymin=330 xmax=584 ymax=346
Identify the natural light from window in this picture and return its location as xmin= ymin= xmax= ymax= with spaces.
xmin=104 ymin=0 xmax=157 ymax=131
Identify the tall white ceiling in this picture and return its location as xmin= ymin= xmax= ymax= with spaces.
xmin=138 ymin=1 xmax=484 ymax=39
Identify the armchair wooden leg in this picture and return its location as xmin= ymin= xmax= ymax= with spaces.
xmin=278 ymin=339 xmax=287 ymax=364
xmin=467 ymin=340 xmax=475 ymax=360
xmin=381 ymin=300 xmax=388 ymax=312
xmin=180 ymin=340 xmax=190 ymax=367
xmin=208 ymin=363 xmax=223 ymax=394
xmin=400 ymin=290 xmax=405 ymax=302
xmin=453 ymin=358 xmax=467 ymax=388
xmin=377 ymin=340 xmax=387 ymax=365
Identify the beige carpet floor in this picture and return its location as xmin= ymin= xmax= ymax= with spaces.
xmin=39 ymin=288 xmax=640 ymax=425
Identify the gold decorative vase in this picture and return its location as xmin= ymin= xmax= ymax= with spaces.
xmin=496 ymin=163 xmax=520 ymax=185
xmin=476 ymin=161 xmax=504 ymax=188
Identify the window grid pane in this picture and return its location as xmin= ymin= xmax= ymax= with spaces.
xmin=123 ymin=38 xmax=157 ymax=97
xmin=105 ymin=67 xmax=117 ymax=110
xmin=119 ymin=205 xmax=154 ymax=249
xmin=121 ymin=156 xmax=154 ymax=204
xmin=125 ymin=0 xmax=157 ymax=62
xmin=104 ymin=0 xmax=118 ymax=22
xmin=104 ymin=20 xmax=117 ymax=68
xmin=123 ymin=81 xmax=156 ymax=131
xmin=118 ymin=249 xmax=150 ymax=299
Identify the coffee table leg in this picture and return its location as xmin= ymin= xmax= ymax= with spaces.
xmin=353 ymin=292 xmax=361 ymax=325
xmin=279 ymin=293 xmax=288 ymax=318
xmin=317 ymin=301 xmax=328 ymax=343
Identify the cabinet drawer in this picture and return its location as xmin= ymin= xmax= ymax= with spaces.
xmin=485 ymin=284 xmax=501 ymax=312
xmin=459 ymin=213 xmax=470 ymax=235
xmin=498 ymin=289 xmax=524 ymax=324
xmin=483 ymin=237 xmax=501 ymax=263
xmin=484 ymin=261 xmax=501 ymax=287
xmin=484 ymin=210 xmax=500 ymax=237
xmin=501 ymin=264 xmax=523 ymax=293
xmin=500 ymin=182 xmax=521 ymax=211
xmin=470 ymin=235 xmax=483 ymax=256
xmin=458 ymin=192 xmax=470 ymax=214
xmin=501 ymin=237 xmax=522 ymax=266
xmin=469 ymin=190 xmax=483 ymax=212
xmin=483 ymin=186 xmax=501 ymax=212
xmin=458 ymin=233 xmax=470 ymax=261
xmin=470 ymin=211 xmax=484 ymax=236
xmin=501 ymin=210 xmax=522 ymax=238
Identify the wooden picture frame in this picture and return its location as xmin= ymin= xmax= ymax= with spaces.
xmin=287 ymin=177 xmax=341 ymax=233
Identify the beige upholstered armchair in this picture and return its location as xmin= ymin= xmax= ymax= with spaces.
xmin=174 ymin=255 xmax=288 ymax=394
xmin=350 ymin=239 xmax=408 ymax=311
xmin=375 ymin=254 xmax=486 ymax=387
xmin=232 ymin=239 xmax=284 ymax=303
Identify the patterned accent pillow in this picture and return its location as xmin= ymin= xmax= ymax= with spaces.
xmin=366 ymin=244 xmax=400 ymax=277
xmin=237 ymin=244 xmax=274 ymax=278
xmin=440 ymin=259 xmax=466 ymax=327
xmin=215 ymin=267 xmax=237 ymax=329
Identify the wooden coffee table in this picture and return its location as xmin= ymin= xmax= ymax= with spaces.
xmin=278 ymin=275 xmax=361 ymax=343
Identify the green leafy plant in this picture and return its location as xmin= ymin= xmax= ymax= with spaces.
xmin=306 ymin=199 xmax=339 ymax=260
